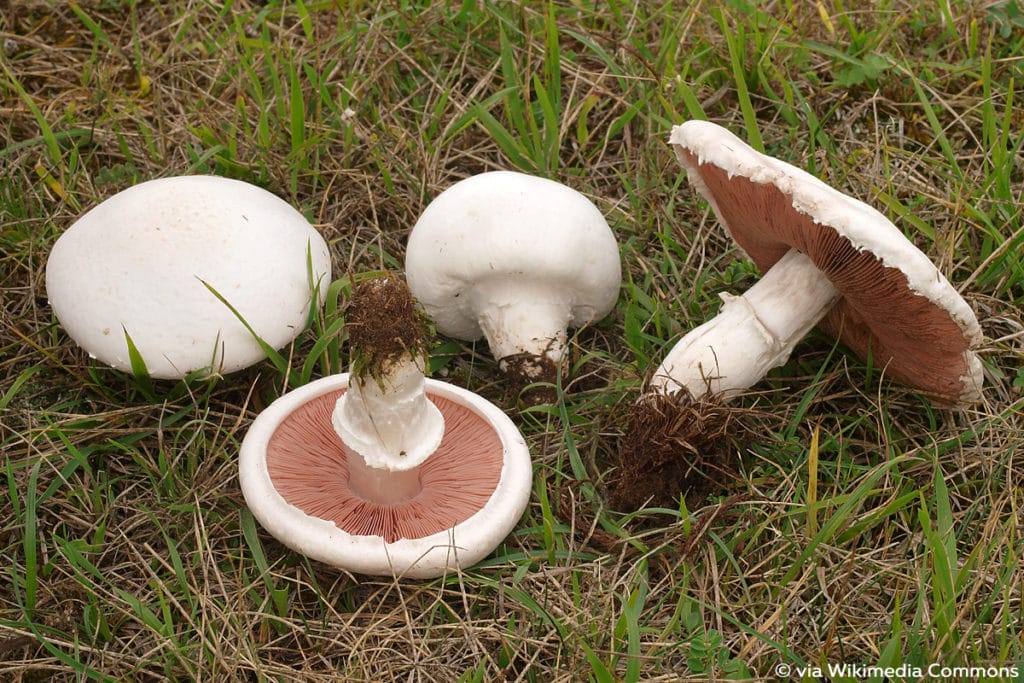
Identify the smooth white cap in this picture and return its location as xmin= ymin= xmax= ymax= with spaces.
xmin=405 ymin=171 xmax=621 ymax=342
xmin=46 ymin=176 xmax=332 ymax=379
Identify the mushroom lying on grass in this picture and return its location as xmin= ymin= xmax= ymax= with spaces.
xmin=239 ymin=275 xmax=533 ymax=578
xmin=405 ymin=171 xmax=621 ymax=401
xmin=610 ymin=121 xmax=985 ymax=510
xmin=46 ymin=175 xmax=332 ymax=379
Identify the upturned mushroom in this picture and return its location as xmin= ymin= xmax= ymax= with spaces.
xmin=46 ymin=175 xmax=332 ymax=379
xmin=405 ymin=171 xmax=621 ymax=396
xmin=239 ymin=275 xmax=533 ymax=578
xmin=611 ymin=121 xmax=984 ymax=509
xmin=655 ymin=120 xmax=983 ymax=403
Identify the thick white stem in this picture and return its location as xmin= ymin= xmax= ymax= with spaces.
xmin=471 ymin=280 xmax=572 ymax=379
xmin=333 ymin=352 xmax=444 ymax=485
xmin=650 ymin=249 xmax=840 ymax=400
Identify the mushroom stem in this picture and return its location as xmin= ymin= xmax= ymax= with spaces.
xmin=332 ymin=352 xmax=445 ymax=496
xmin=650 ymin=249 xmax=840 ymax=399
xmin=471 ymin=280 xmax=572 ymax=381
xmin=344 ymin=444 xmax=423 ymax=504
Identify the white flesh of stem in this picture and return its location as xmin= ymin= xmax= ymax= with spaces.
xmin=650 ymin=249 xmax=840 ymax=400
xmin=332 ymin=352 xmax=445 ymax=504
xmin=471 ymin=279 xmax=571 ymax=378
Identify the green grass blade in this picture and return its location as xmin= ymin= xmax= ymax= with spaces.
xmin=779 ymin=456 xmax=909 ymax=586
xmin=542 ymin=2 xmax=562 ymax=171
xmin=578 ymin=637 xmax=617 ymax=683
xmin=0 ymin=61 xmax=62 ymax=164
xmin=0 ymin=365 xmax=43 ymax=410
xmin=498 ymin=25 xmax=528 ymax=140
xmin=716 ymin=10 xmax=762 ymax=151
xmin=240 ymin=508 xmax=288 ymax=621
xmin=68 ymin=1 xmax=116 ymax=52
xmin=123 ymin=327 xmax=157 ymax=401
xmin=300 ymin=317 xmax=345 ymax=383
xmin=906 ymin=72 xmax=964 ymax=184
xmin=532 ymin=74 xmax=560 ymax=174
xmin=22 ymin=459 xmax=41 ymax=614
xmin=198 ymin=278 xmax=291 ymax=379
xmin=469 ymin=105 xmax=533 ymax=171
xmin=289 ymin=59 xmax=306 ymax=157
xmin=919 ymin=468 xmax=960 ymax=655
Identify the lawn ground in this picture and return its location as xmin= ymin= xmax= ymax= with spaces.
xmin=2 ymin=1 xmax=1023 ymax=681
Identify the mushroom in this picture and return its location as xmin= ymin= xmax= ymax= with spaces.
xmin=46 ymin=175 xmax=332 ymax=379
xmin=238 ymin=276 xmax=532 ymax=578
xmin=654 ymin=120 xmax=983 ymax=404
xmin=331 ymin=276 xmax=444 ymax=500
xmin=405 ymin=171 xmax=621 ymax=396
xmin=609 ymin=121 xmax=984 ymax=510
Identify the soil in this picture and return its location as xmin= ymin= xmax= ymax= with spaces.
xmin=607 ymin=389 xmax=740 ymax=511
xmin=499 ymin=351 xmax=560 ymax=406
xmin=347 ymin=275 xmax=429 ymax=379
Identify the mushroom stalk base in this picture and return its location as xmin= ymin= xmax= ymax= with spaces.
xmin=651 ymin=249 xmax=840 ymax=399
xmin=471 ymin=282 xmax=571 ymax=381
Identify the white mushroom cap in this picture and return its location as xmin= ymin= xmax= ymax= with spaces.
xmin=663 ymin=121 xmax=984 ymax=403
xmin=405 ymin=171 xmax=621 ymax=380
xmin=45 ymin=176 xmax=332 ymax=379
xmin=238 ymin=373 xmax=533 ymax=579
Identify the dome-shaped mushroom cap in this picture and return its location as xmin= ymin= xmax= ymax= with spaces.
xmin=405 ymin=171 xmax=621 ymax=340
xmin=669 ymin=121 xmax=984 ymax=403
xmin=45 ymin=176 xmax=332 ymax=379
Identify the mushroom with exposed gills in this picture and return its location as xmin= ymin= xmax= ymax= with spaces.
xmin=657 ymin=120 xmax=983 ymax=403
xmin=405 ymin=171 xmax=621 ymax=398
xmin=239 ymin=275 xmax=533 ymax=578
xmin=46 ymin=175 xmax=332 ymax=379
xmin=611 ymin=121 xmax=985 ymax=509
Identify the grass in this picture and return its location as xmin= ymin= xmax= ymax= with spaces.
xmin=2 ymin=0 xmax=1023 ymax=680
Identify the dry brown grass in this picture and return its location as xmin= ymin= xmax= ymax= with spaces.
xmin=2 ymin=1 xmax=1023 ymax=680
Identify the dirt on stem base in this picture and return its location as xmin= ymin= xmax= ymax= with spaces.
xmin=499 ymin=352 xmax=561 ymax=406
xmin=347 ymin=275 xmax=429 ymax=378
xmin=608 ymin=389 xmax=740 ymax=511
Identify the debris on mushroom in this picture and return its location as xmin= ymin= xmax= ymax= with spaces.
xmin=610 ymin=121 xmax=985 ymax=510
xmin=45 ymin=175 xmax=332 ymax=379
xmin=238 ymin=275 xmax=533 ymax=578
xmin=331 ymin=276 xmax=445 ymax=502
xmin=405 ymin=171 xmax=621 ymax=400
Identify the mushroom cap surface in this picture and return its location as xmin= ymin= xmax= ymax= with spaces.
xmin=46 ymin=176 xmax=332 ymax=379
xmin=669 ymin=121 xmax=983 ymax=403
xmin=404 ymin=171 xmax=621 ymax=340
xmin=238 ymin=373 xmax=533 ymax=579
